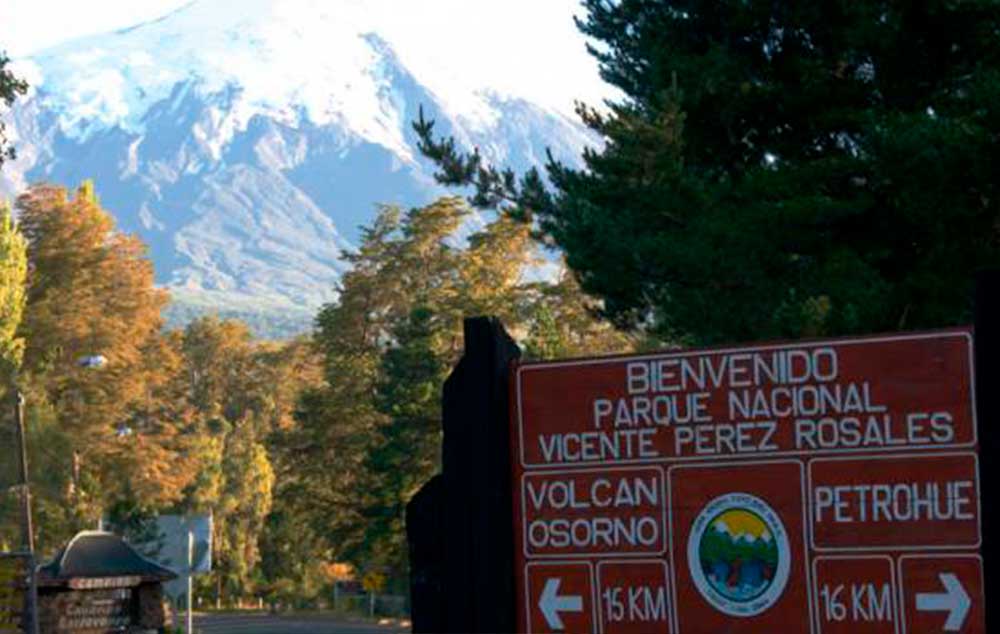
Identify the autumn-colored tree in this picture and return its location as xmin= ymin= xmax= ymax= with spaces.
xmin=182 ymin=316 xmax=256 ymax=420
xmin=215 ymin=414 xmax=275 ymax=599
xmin=249 ymin=337 xmax=323 ymax=432
xmin=286 ymin=200 xmax=470 ymax=572
xmin=0 ymin=201 xmax=27 ymax=545
xmin=258 ymin=501 xmax=331 ymax=607
xmin=284 ymin=208 xmax=405 ymax=569
xmin=0 ymin=200 xmax=26 ymax=378
xmin=458 ymin=214 xmax=536 ymax=327
xmin=99 ymin=331 xmax=200 ymax=507
xmin=0 ymin=180 xmax=328 ymax=593
xmin=520 ymin=270 xmax=641 ymax=360
xmin=291 ymin=197 xmax=633 ymax=589
xmin=255 ymin=336 xmax=327 ymax=602
xmin=15 ymin=181 xmax=169 ymax=525
xmin=173 ymin=315 xmax=324 ymax=604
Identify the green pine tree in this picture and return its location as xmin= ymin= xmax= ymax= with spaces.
xmin=363 ymin=306 xmax=446 ymax=588
xmin=0 ymin=51 xmax=28 ymax=167
xmin=414 ymin=1 xmax=1000 ymax=344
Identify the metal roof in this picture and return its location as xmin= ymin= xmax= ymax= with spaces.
xmin=38 ymin=531 xmax=176 ymax=586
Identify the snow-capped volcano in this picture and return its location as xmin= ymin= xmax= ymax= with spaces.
xmin=1 ymin=0 xmax=595 ymax=335
xmin=17 ymin=0 xmax=512 ymax=156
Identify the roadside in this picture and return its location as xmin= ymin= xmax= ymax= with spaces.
xmin=190 ymin=610 xmax=411 ymax=634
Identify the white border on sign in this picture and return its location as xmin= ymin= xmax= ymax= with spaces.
xmin=806 ymin=452 xmax=982 ymax=553
xmin=811 ymin=555 xmax=899 ymax=634
xmin=524 ymin=560 xmax=597 ymax=634
xmin=516 ymin=331 xmax=976 ymax=470
xmin=520 ymin=466 xmax=668 ymax=560
xmin=897 ymin=553 xmax=984 ymax=634
xmin=595 ymin=559 xmax=672 ymax=634
xmin=666 ymin=459 xmax=814 ymax=634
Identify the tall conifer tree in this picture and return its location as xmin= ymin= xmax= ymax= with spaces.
xmin=415 ymin=1 xmax=1000 ymax=343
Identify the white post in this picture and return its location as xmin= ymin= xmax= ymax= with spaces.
xmin=187 ymin=530 xmax=194 ymax=634
xmin=369 ymin=591 xmax=375 ymax=619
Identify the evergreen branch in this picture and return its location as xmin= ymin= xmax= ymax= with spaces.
xmin=412 ymin=105 xmax=551 ymax=218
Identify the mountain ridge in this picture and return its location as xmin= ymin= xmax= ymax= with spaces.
xmin=1 ymin=0 xmax=596 ymax=336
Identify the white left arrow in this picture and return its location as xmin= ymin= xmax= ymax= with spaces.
xmin=916 ymin=573 xmax=971 ymax=632
xmin=539 ymin=578 xmax=583 ymax=630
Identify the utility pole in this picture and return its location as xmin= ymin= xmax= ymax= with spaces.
xmin=13 ymin=387 xmax=39 ymax=634
xmin=13 ymin=389 xmax=33 ymax=553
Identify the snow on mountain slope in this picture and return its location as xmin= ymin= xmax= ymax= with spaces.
xmin=1 ymin=0 xmax=597 ymax=336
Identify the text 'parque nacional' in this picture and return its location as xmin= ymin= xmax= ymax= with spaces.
xmin=511 ymin=329 xmax=984 ymax=634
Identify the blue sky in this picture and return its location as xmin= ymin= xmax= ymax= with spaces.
xmin=0 ymin=0 xmax=617 ymax=115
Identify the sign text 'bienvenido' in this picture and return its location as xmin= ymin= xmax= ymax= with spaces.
xmin=510 ymin=329 xmax=985 ymax=634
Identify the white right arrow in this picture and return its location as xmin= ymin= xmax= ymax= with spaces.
xmin=916 ymin=573 xmax=971 ymax=632
xmin=539 ymin=578 xmax=583 ymax=630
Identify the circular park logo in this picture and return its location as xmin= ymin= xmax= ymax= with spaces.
xmin=686 ymin=492 xmax=791 ymax=617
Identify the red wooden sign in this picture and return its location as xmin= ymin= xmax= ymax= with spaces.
xmin=511 ymin=329 xmax=984 ymax=633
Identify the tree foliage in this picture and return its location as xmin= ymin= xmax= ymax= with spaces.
xmin=1 ymin=180 xmax=632 ymax=607
xmin=283 ymin=197 xmax=634 ymax=590
xmin=364 ymin=306 xmax=447 ymax=582
xmin=414 ymin=1 xmax=1000 ymax=344
xmin=0 ymin=184 xmax=327 ymax=582
xmin=0 ymin=51 xmax=27 ymax=167
xmin=216 ymin=415 xmax=275 ymax=597
xmin=0 ymin=200 xmax=26 ymax=378
xmin=14 ymin=181 xmax=172 ymax=528
xmin=174 ymin=316 xmax=322 ymax=604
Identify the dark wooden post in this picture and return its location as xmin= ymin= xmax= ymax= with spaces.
xmin=406 ymin=317 xmax=520 ymax=633
xmin=975 ymin=271 xmax=999 ymax=633
xmin=406 ymin=474 xmax=444 ymax=632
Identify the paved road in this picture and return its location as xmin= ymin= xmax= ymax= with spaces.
xmin=192 ymin=612 xmax=410 ymax=633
